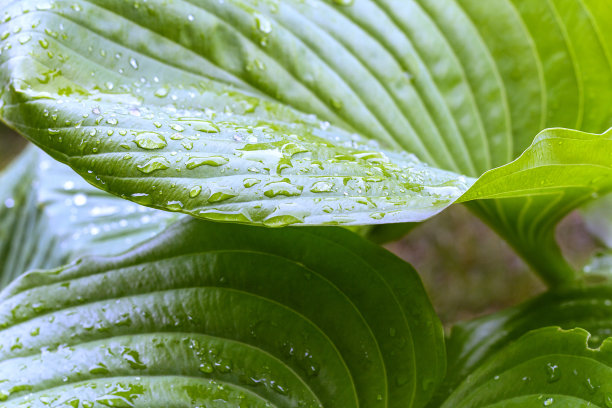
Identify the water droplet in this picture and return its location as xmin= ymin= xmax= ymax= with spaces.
xmin=584 ymin=378 xmax=599 ymax=394
xmin=18 ymin=34 xmax=31 ymax=44
xmin=137 ymin=156 xmax=170 ymax=173
xmin=255 ymin=13 xmax=272 ymax=34
xmin=181 ymin=119 xmax=219 ymax=133
xmin=243 ymin=178 xmax=261 ymax=188
xmin=129 ymin=57 xmax=138 ymax=69
xmin=199 ymin=362 xmax=213 ymax=373
xmin=185 ymin=156 xmax=228 ymax=169
xmin=208 ymin=191 xmax=235 ymax=203
xmin=309 ymin=181 xmax=333 ymax=193
xmin=264 ymin=180 xmax=303 ymax=197
xmin=189 ymin=185 xmax=202 ymax=198
xmin=89 ymin=362 xmax=110 ymax=375
xmin=545 ymin=363 xmax=561 ymax=383
xmin=134 ymin=132 xmax=166 ymax=149
xmin=39 ymin=38 xmax=49 ymax=49
xmin=543 ymin=397 xmax=554 ymax=406
xmin=154 ymin=87 xmax=169 ymax=98
xmin=169 ymin=123 xmax=185 ymax=132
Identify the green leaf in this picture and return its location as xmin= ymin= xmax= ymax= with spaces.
xmin=441 ymin=327 xmax=612 ymax=407
xmin=1 ymin=0 xmax=611 ymax=282
xmin=430 ymin=284 xmax=612 ymax=405
xmin=0 ymin=217 xmax=445 ymax=407
xmin=0 ymin=144 xmax=179 ymax=288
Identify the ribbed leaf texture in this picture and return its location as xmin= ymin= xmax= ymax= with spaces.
xmin=0 ymin=217 xmax=445 ymax=407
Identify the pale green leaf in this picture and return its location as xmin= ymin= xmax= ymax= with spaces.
xmin=0 ymin=144 xmax=179 ymax=288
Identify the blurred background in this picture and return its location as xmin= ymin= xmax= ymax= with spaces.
xmin=0 ymin=123 xmax=602 ymax=329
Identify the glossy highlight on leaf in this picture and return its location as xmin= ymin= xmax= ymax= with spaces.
xmin=0 ymin=217 xmax=445 ymax=407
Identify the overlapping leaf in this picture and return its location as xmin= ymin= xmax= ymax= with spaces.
xmin=442 ymin=327 xmax=612 ymax=407
xmin=0 ymin=144 xmax=178 ymax=288
xmin=434 ymin=284 xmax=612 ymax=405
xmin=1 ymin=0 xmax=612 ymax=283
xmin=0 ymin=217 xmax=444 ymax=407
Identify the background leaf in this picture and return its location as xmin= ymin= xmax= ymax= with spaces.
xmin=433 ymin=284 xmax=612 ymax=405
xmin=0 ymin=217 xmax=444 ymax=407
xmin=441 ymin=327 xmax=612 ymax=407
xmin=0 ymin=145 xmax=178 ymax=288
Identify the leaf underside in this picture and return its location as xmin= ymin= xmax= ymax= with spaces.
xmin=0 ymin=217 xmax=444 ymax=408
xmin=0 ymin=145 xmax=179 ymax=288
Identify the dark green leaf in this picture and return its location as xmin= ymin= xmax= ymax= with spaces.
xmin=433 ymin=284 xmax=612 ymax=405
xmin=1 ymin=0 xmax=612 ymax=283
xmin=441 ymin=327 xmax=612 ymax=407
xmin=0 ymin=217 xmax=444 ymax=407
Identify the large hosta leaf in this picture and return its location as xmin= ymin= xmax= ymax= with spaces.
xmin=0 ymin=217 xmax=444 ymax=407
xmin=1 ymin=0 xmax=611 ymax=282
xmin=0 ymin=144 xmax=178 ymax=288
xmin=442 ymin=327 xmax=612 ymax=407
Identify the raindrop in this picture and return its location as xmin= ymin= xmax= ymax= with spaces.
xmin=243 ymin=178 xmax=261 ymax=188
xmin=134 ymin=132 xmax=167 ymax=150
xmin=255 ymin=13 xmax=272 ymax=34
xmin=137 ymin=156 xmax=170 ymax=173
xmin=154 ymin=87 xmax=169 ymax=98
xmin=309 ymin=181 xmax=333 ymax=193
xmin=189 ymin=185 xmax=202 ymax=198
xmin=129 ymin=57 xmax=138 ymax=69
xmin=18 ymin=34 xmax=31 ymax=44
xmin=545 ymin=363 xmax=561 ymax=383
xmin=185 ymin=156 xmax=228 ymax=169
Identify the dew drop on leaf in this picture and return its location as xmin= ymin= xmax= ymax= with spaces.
xmin=134 ymin=132 xmax=167 ymax=150
xmin=129 ymin=57 xmax=138 ymax=69
xmin=137 ymin=156 xmax=170 ymax=173
xmin=309 ymin=181 xmax=334 ymax=193
xmin=189 ymin=185 xmax=202 ymax=198
xmin=154 ymin=87 xmax=169 ymax=98
xmin=185 ymin=156 xmax=228 ymax=169
xmin=545 ymin=363 xmax=561 ymax=383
